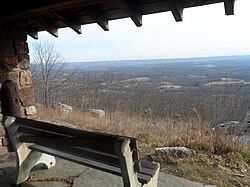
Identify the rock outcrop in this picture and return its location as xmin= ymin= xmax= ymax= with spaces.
xmin=212 ymin=121 xmax=245 ymax=135
xmin=155 ymin=147 xmax=196 ymax=157
xmin=86 ymin=109 xmax=105 ymax=117
xmin=212 ymin=111 xmax=250 ymax=142
xmin=52 ymin=102 xmax=73 ymax=113
xmin=213 ymin=121 xmax=250 ymax=136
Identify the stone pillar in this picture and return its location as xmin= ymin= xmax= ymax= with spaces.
xmin=0 ymin=26 xmax=36 ymax=155
xmin=0 ymin=25 xmax=36 ymax=117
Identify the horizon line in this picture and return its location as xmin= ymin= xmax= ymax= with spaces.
xmin=67 ymin=54 xmax=250 ymax=63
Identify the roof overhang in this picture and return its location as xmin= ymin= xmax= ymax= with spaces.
xmin=0 ymin=0 xmax=236 ymax=39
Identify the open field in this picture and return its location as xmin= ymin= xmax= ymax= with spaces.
xmin=33 ymin=55 xmax=250 ymax=125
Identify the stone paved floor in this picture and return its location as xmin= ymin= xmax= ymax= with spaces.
xmin=0 ymin=153 xmax=216 ymax=187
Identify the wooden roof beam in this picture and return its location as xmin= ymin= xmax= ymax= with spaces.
xmin=118 ymin=0 xmax=142 ymax=27
xmin=54 ymin=12 xmax=82 ymax=34
xmin=168 ymin=0 xmax=183 ymax=22
xmin=84 ymin=5 xmax=109 ymax=31
xmin=1 ymin=0 xmax=102 ymax=23
xmin=224 ymin=0 xmax=235 ymax=15
xmin=32 ymin=17 xmax=58 ymax=37
xmin=27 ymin=31 xmax=38 ymax=40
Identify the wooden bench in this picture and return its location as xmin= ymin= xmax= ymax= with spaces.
xmin=2 ymin=116 xmax=160 ymax=186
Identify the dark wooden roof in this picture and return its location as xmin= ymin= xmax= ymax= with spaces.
xmin=0 ymin=0 xmax=235 ymax=39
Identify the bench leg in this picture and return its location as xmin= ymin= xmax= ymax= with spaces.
xmin=3 ymin=117 xmax=56 ymax=185
xmin=115 ymin=139 xmax=160 ymax=187
xmin=16 ymin=149 xmax=56 ymax=185
xmin=115 ymin=139 xmax=141 ymax=187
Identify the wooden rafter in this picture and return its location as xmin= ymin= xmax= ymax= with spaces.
xmin=0 ymin=0 xmax=237 ymax=37
xmin=54 ymin=12 xmax=82 ymax=34
xmin=168 ymin=0 xmax=184 ymax=22
xmin=84 ymin=5 xmax=109 ymax=31
xmin=27 ymin=31 xmax=38 ymax=40
xmin=1 ymin=0 xmax=102 ymax=22
xmin=224 ymin=0 xmax=235 ymax=15
xmin=32 ymin=17 xmax=58 ymax=37
xmin=118 ymin=0 xmax=142 ymax=27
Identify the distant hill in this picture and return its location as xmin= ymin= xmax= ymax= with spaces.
xmin=66 ymin=55 xmax=250 ymax=71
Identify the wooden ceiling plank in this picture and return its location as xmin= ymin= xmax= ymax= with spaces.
xmin=118 ymin=0 xmax=142 ymax=27
xmin=84 ymin=6 xmax=109 ymax=31
xmin=54 ymin=12 xmax=82 ymax=34
xmin=224 ymin=0 xmax=235 ymax=15
xmin=168 ymin=0 xmax=183 ymax=22
xmin=32 ymin=17 xmax=58 ymax=37
xmin=1 ymin=0 xmax=102 ymax=22
xmin=27 ymin=31 xmax=38 ymax=40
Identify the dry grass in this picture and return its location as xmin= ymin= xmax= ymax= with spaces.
xmin=35 ymin=108 xmax=250 ymax=187
xmin=158 ymin=153 xmax=250 ymax=187
xmin=35 ymin=108 xmax=250 ymax=156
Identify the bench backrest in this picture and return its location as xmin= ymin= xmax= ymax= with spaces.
xmin=11 ymin=117 xmax=141 ymax=172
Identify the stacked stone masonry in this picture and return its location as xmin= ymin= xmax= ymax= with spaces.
xmin=0 ymin=123 xmax=8 ymax=155
xmin=0 ymin=26 xmax=36 ymax=116
xmin=0 ymin=26 xmax=36 ymax=155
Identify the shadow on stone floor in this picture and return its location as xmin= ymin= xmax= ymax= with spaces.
xmin=0 ymin=154 xmax=217 ymax=187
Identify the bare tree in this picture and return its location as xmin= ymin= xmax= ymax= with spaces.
xmin=31 ymin=41 xmax=74 ymax=107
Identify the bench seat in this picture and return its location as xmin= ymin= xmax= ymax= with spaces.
xmin=29 ymin=144 xmax=159 ymax=184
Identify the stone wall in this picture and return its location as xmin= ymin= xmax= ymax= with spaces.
xmin=0 ymin=26 xmax=36 ymax=117
xmin=0 ymin=25 xmax=36 ymax=155
xmin=0 ymin=125 xmax=8 ymax=156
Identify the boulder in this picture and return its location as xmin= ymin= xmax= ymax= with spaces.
xmin=212 ymin=121 xmax=249 ymax=135
xmin=212 ymin=121 xmax=240 ymax=134
xmin=52 ymin=102 xmax=73 ymax=113
xmin=155 ymin=147 xmax=196 ymax=157
xmin=25 ymin=105 xmax=37 ymax=116
xmin=86 ymin=109 xmax=105 ymax=117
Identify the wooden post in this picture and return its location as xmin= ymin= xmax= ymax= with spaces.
xmin=0 ymin=79 xmax=22 ymax=152
xmin=0 ymin=79 xmax=22 ymax=117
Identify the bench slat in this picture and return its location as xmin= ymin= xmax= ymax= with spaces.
xmin=141 ymin=160 xmax=159 ymax=171
xmin=18 ymin=125 xmax=117 ymax=155
xmin=16 ymin=117 xmax=135 ymax=141
xmin=29 ymin=145 xmax=152 ymax=184
xmin=20 ymin=135 xmax=120 ymax=166
xmin=29 ymin=144 xmax=122 ymax=174
xmin=140 ymin=166 xmax=157 ymax=177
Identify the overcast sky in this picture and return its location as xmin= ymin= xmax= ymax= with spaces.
xmin=28 ymin=0 xmax=250 ymax=62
